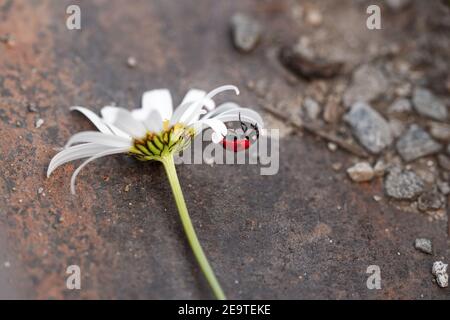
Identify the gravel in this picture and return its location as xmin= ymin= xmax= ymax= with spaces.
xmin=417 ymin=190 xmax=445 ymax=211
xmin=127 ymin=56 xmax=137 ymax=68
xmin=35 ymin=118 xmax=44 ymax=129
xmin=432 ymin=261 xmax=448 ymax=288
xmin=396 ymin=125 xmax=442 ymax=162
xmin=414 ymin=238 xmax=432 ymax=254
xmin=388 ymin=98 xmax=412 ymax=114
xmin=412 ymin=88 xmax=447 ymax=121
xmin=373 ymin=159 xmax=387 ymax=177
xmin=347 ymin=162 xmax=374 ymax=182
xmin=279 ymin=45 xmax=343 ymax=80
xmin=386 ymin=0 xmax=412 ymax=11
xmin=429 ymin=122 xmax=450 ymax=141
xmin=344 ymin=102 xmax=393 ymax=154
xmin=230 ymin=13 xmax=261 ymax=53
xmin=343 ymin=65 xmax=388 ymax=108
xmin=437 ymin=154 xmax=450 ymax=171
xmin=384 ymin=168 xmax=424 ymax=200
xmin=303 ymin=97 xmax=321 ymax=120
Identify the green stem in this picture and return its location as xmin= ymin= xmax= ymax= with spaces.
xmin=161 ymin=154 xmax=226 ymax=300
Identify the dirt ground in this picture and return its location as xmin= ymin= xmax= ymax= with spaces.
xmin=0 ymin=0 xmax=449 ymax=299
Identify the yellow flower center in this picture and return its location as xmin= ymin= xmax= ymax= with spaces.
xmin=129 ymin=123 xmax=195 ymax=161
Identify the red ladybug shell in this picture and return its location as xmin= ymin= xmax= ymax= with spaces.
xmin=221 ymin=138 xmax=250 ymax=152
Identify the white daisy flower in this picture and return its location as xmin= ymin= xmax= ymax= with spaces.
xmin=47 ymin=85 xmax=264 ymax=300
xmin=48 ymin=85 xmax=263 ymax=194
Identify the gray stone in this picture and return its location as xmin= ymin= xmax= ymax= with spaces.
xmin=418 ymin=190 xmax=445 ymax=211
xmin=343 ymin=65 xmax=388 ymax=108
xmin=432 ymin=261 xmax=448 ymax=288
xmin=230 ymin=13 xmax=261 ymax=53
xmin=437 ymin=154 xmax=450 ymax=171
xmin=389 ymin=119 xmax=405 ymax=138
xmin=386 ymin=0 xmax=411 ymax=11
xmin=279 ymin=45 xmax=343 ymax=80
xmin=384 ymin=168 xmax=424 ymax=200
xmin=388 ymin=98 xmax=412 ymax=114
xmin=344 ymin=102 xmax=393 ymax=154
xmin=412 ymin=88 xmax=448 ymax=121
xmin=429 ymin=122 xmax=450 ymax=141
xmin=347 ymin=162 xmax=374 ymax=182
xmin=414 ymin=238 xmax=432 ymax=254
xmin=303 ymin=97 xmax=321 ymax=120
xmin=396 ymin=125 xmax=442 ymax=162
xmin=437 ymin=181 xmax=450 ymax=195
xmin=374 ymin=159 xmax=387 ymax=177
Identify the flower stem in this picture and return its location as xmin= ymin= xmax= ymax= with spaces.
xmin=161 ymin=155 xmax=226 ymax=300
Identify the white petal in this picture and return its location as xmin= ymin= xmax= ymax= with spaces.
xmin=47 ymin=143 xmax=118 ymax=177
xmin=170 ymin=89 xmax=212 ymax=125
xmin=142 ymin=110 xmax=163 ymax=133
xmin=70 ymin=106 xmax=112 ymax=134
xmin=70 ymin=147 xmax=129 ymax=195
xmin=214 ymin=108 xmax=264 ymax=129
xmin=191 ymin=118 xmax=228 ymax=143
xmin=131 ymin=108 xmax=149 ymax=122
xmin=201 ymin=102 xmax=241 ymax=120
xmin=179 ymin=85 xmax=239 ymax=125
xmin=101 ymin=106 xmax=147 ymax=138
xmin=142 ymin=89 xmax=173 ymax=121
xmin=181 ymin=89 xmax=215 ymax=111
xmin=65 ymin=131 xmax=132 ymax=148
xmin=105 ymin=123 xmax=133 ymax=139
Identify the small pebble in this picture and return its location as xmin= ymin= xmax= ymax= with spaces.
xmin=331 ymin=162 xmax=342 ymax=171
xmin=384 ymin=167 xmax=424 ymax=200
xmin=306 ymin=8 xmax=323 ymax=26
xmin=373 ymin=195 xmax=382 ymax=202
xmin=27 ymin=102 xmax=39 ymax=113
xmin=127 ymin=56 xmax=137 ymax=68
xmin=35 ymin=118 xmax=44 ymax=129
xmin=3 ymin=261 xmax=10 ymax=268
xmin=413 ymin=88 xmax=447 ymax=121
xmin=432 ymin=261 xmax=448 ymax=288
xmin=414 ymin=238 xmax=432 ymax=254
xmin=328 ymin=142 xmax=337 ymax=152
xmin=230 ymin=13 xmax=261 ymax=53
xmin=347 ymin=162 xmax=374 ymax=182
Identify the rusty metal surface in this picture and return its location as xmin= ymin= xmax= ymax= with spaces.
xmin=0 ymin=0 xmax=449 ymax=299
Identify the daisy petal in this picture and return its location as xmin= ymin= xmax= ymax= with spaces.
xmin=142 ymin=89 xmax=173 ymax=121
xmin=192 ymin=118 xmax=228 ymax=143
xmin=47 ymin=143 xmax=117 ymax=177
xmin=214 ymin=108 xmax=264 ymax=129
xmin=70 ymin=106 xmax=112 ymax=134
xmin=201 ymin=102 xmax=241 ymax=120
xmin=65 ymin=131 xmax=132 ymax=149
xmin=70 ymin=147 xmax=129 ymax=195
xmin=180 ymin=85 xmax=239 ymax=125
xmin=101 ymin=106 xmax=147 ymax=138
xmin=181 ymin=89 xmax=215 ymax=111
xmin=142 ymin=110 xmax=163 ymax=133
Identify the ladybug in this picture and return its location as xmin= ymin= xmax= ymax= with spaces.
xmin=221 ymin=113 xmax=259 ymax=152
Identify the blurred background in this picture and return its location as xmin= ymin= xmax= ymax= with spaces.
xmin=0 ymin=0 xmax=449 ymax=299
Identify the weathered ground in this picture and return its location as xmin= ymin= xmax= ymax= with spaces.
xmin=0 ymin=0 xmax=449 ymax=299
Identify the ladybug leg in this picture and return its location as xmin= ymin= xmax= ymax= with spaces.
xmin=239 ymin=113 xmax=248 ymax=133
